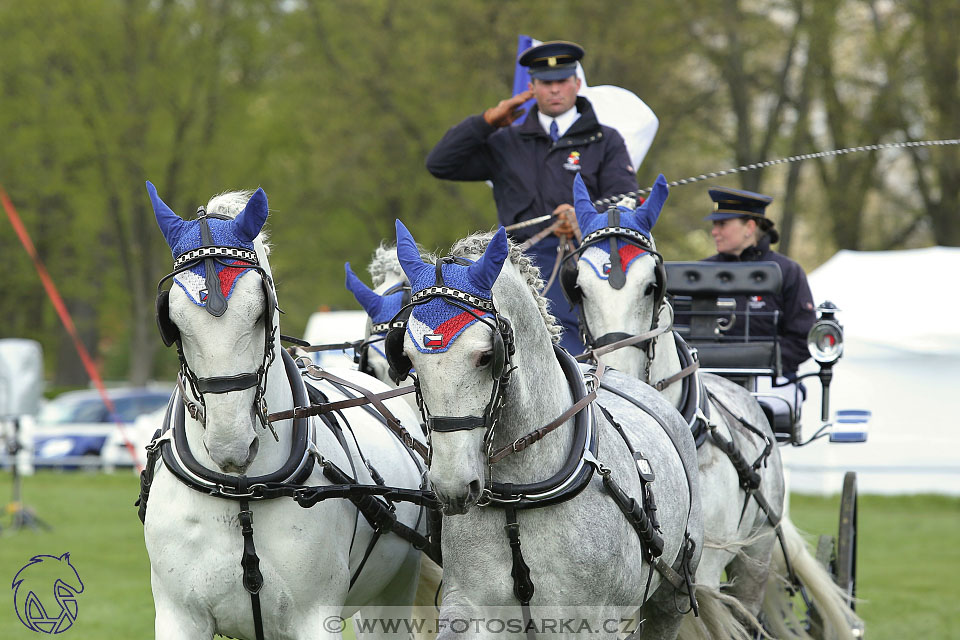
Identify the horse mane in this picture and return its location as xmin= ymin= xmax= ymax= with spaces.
xmin=449 ymin=232 xmax=561 ymax=344
xmin=205 ymin=190 xmax=272 ymax=255
xmin=368 ymin=242 xmax=437 ymax=287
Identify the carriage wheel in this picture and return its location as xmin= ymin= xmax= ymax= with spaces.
xmin=835 ymin=471 xmax=858 ymax=608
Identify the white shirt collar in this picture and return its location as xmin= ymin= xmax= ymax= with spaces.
xmin=538 ymin=105 xmax=580 ymax=140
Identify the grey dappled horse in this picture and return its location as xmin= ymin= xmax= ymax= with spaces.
xmin=567 ymin=174 xmax=861 ymax=640
xmin=389 ymin=220 xmax=707 ymax=640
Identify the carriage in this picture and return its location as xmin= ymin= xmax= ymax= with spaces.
xmin=665 ymin=260 xmax=866 ymax=634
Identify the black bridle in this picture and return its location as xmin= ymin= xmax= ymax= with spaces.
xmin=155 ymin=209 xmax=279 ymax=439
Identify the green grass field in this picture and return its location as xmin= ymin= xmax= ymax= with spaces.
xmin=0 ymin=471 xmax=957 ymax=638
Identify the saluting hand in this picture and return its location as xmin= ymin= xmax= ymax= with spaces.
xmin=483 ymin=90 xmax=534 ymax=128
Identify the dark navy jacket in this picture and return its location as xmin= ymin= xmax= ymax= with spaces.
xmin=427 ymin=97 xmax=638 ymax=239
xmin=704 ymin=235 xmax=816 ymax=376
xmin=427 ymin=97 xmax=638 ymax=354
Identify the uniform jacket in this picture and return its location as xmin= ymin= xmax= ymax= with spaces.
xmin=426 ymin=96 xmax=639 ymax=242
xmin=704 ymin=235 xmax=816 ymax=376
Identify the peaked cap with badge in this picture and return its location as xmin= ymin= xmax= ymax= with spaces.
xmin=517 ymin=40 xmax=585 ymax=81
xmin=705 ymin=186 xmax=775 ymax=223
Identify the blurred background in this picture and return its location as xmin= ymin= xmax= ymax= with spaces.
xmin=1 ymin=0 xmax=957 ymax=386
xmin=0 ymin=3 xmax=958 ymax=637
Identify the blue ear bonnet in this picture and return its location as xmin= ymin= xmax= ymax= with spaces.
xmin=344 ymin=263 xmax=408 ymax=332
xmin=149 ymin=181 xmax=267 ymax=307
xmin=572 ymin=173 xmax=668 ymax=277
xmin=395 ymin=221 xmax=508 ymax=353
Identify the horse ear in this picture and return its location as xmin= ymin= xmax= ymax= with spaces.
xmin=635 ymin=174 xmax=669 ymax=231
xmin=147 ymin=181 xmax=187 ymax=248
xmin=468 ymin=226 xmax=509 ymax=292
xmin=59 ymin=552 xmax=71 ymax=562
xmin=395 ymin=220 xmax=433 ymax=285
xmin=572 ymin=173 xmax=599 ymax=230
xmin=344 ymin=262 xmax=383 ymax=317
xmin=234 ymin=188 xmax=269 ymax=242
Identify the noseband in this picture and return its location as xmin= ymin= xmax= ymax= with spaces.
xmin=155 ymin=209 xmax=279 ymax=439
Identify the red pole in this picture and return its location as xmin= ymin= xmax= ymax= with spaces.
xmin=0 ymin=185 xmax=144 ymax=472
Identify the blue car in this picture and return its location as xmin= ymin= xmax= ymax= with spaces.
xmin=30 ymin=387 xmax=172 ymax=467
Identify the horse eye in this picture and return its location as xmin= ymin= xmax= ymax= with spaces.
xmin=644 ymin=283 xmax=656 ymax=296
xmin=478 ymin=352 xmax=492 ymax=368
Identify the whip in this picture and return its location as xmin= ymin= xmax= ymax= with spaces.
xmin=504 ymin=138 xmax=960 ymax=232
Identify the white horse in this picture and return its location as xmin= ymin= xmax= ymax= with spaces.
xmin=390 ymin=220 xmax=706 ymax=640
xmin=567 ymin=174 xmax=861 ymax=639
xmin=141 ymin=183 xmax=436 ymax=640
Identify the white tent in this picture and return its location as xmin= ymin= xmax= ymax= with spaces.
xmin=781 ymin=247 xmax=960 ymax=495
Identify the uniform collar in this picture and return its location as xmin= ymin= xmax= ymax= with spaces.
xmin=537 ymin=105 xmax=581 ymax=139
xmin=519 ymin=96 xmax=598 ymax=138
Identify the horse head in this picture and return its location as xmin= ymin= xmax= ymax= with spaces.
xmin=394 ymin=220 xmax=521 ymax=514
xmin=569 ymin=173 xmax=671 ymax=379
xmin=149 ymin=182 xmax=274 ymax=473
xmin=344 ymin=259 xmax=410 ymax=384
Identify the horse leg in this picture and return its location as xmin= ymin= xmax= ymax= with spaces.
xmin=639 ymin=593 xmax=686 ymax=640
xmin=154 ymin=597 xmax=215 ymax=640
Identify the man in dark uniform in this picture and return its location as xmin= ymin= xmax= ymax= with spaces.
xmin=703 ymin=186 xmax=817 ymax=380
xmin=426 ymin=40 xmax=639 ymax=354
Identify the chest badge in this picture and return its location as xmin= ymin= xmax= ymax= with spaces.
xmin=563 ymin=151 xmax=582 ymax=172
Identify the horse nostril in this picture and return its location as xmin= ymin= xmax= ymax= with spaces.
xmin=467 ymin=479 xmax=482 ymax=504
xmin=246 ymin=438 xmax=259 ymax=464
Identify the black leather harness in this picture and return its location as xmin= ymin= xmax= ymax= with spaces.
xmin=136 ymin=349 xmax=441 ymax=640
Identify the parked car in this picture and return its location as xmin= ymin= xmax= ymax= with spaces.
xmin=30 ymin=387 xmax=172 ymax=468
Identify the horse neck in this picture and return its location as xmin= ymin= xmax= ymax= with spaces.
xmin=649 ymin=330 xmax=683 ymax=408
xmin=490 ymin=304 xmax=574 ymax=481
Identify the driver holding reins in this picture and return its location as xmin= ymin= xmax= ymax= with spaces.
xmin=426 ymin=40 xmax=639 ymax=355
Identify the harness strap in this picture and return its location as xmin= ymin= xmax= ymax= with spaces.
xmin=652 ymin=360 xmax=700 ymax=393
xmin=576 ymin=323 xmax=671 ymax=361
xmin=236 ymin=477 xmax=265 ymax=640
xmin=289 ymin=367 xmax=429 ymax=461
xmin=503 ymin=498 xmax=537 ymax=640
xmin=487 ymin=361 xmax=602 ymax=464
xmin=267 ymin=384 xmax=414 ymax=421
xmin=135 ymin=429 xmax=163 ymax=524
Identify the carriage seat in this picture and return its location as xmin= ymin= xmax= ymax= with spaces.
xmin=755 ymin=394 xmax=798 ymax=443
xmin=665 ymin=261 xmax=783 ymax=378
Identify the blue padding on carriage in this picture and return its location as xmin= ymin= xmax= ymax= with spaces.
xmin=829 ymin=410 xmax=870 ymax=443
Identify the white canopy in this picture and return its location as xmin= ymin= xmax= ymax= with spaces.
xmin=807 ymin=246 xmax=960 ymax=355
xmin=783 ymin=247 xmax=960 ymax=495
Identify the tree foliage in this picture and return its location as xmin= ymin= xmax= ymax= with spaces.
xmin=0 ymin=0 xmax=956 ymax=384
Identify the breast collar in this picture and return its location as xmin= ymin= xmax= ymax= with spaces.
xmin=480 ymin=345 xmax=600 ymax=510
xmin=153 ymin=348 xmax=320 ymax=498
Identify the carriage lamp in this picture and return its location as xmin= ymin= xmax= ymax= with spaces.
xmin=807 ymin=301 xmax=843 ymax=422
xmin=807 ymin=301 xmax=844 ymax=364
